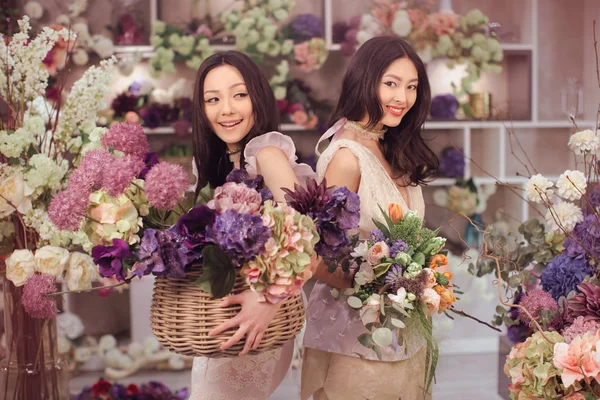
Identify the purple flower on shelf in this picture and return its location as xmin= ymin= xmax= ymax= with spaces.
xmin=175 ymin=205 xmax=216 ymax=251
xmin=390 ymin=239 xmax=409 ymax=257
xmin=205 ymin=210 xmax=271 ymax=267
xmin=541 ymin=254 xmax=594 ymax=301
xmin=439 ymin=147 xmax=465 ymax=178
xmin=111 ymin=92 xmax=140 ymax=118
xmin=109 ymin=382 xmax=127 ymax=399
xmin=139 ymin=381 xmax=189 ymax=400
xmin=290 ymin=14 xmax=323 ymax=40
xmin=92 ymin=238 xmax=133 ymax=282
xmin=132 ymin=228 xmax=192 ymax=278
xmin=430 ymin=93 xmax=459 ymax=120
xmin=564 ymin=214 xmax=600 ymax=260
xmin=138 ymin=152 xmax=159 ymax=179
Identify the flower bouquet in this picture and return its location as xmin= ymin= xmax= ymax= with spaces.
xmin=75 ymin=378 xmax=188 ymax=400
xmin=149 ymin=171 xmax=360 ymax=357
xmin=333 ymin=203 xmax=455 ymax=391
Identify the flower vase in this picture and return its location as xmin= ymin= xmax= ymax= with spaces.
xmin=0 ymin=272 xmax=69 ymax=400
xmin=464 ymin=213 xmax=484 ymax=248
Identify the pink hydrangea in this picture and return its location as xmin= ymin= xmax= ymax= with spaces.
xmin=48 ymin=188 xmax=89 ymax=230
xmin=207 ymin=182 xmax=262 ymax=215
xmin=103 ymin=155 xmax=145 ymax=197
xmin=144 ymin=162 xmax=188 ymax=210
xmin=70 ymin=149 xmax=113 ymax=192
xmin=21 ymin=274 xmax=58 ymax=319
xmin=562 ymin=316 xmax=600 ymax=343
xmin=102 ymin=122 xmax=150 ymax=158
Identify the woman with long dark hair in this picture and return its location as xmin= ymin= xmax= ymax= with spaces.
xmin=301 ymin=36 xmax=439 ymax=400
xmin=188 ymin=50 xmax=314 ymax=400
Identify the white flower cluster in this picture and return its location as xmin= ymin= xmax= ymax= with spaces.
xmin=5 ymin=245 xmax=99 ymax=290
xmin=568 ymin=129 xmax=600 ymax=155
xmin=269 ymin=60 xmax=290 ymax=100
xmin=58 ymin=57 xmax=116 ymax=142
xmin=219 ymin=0 xmax=295 ymax=57
xmin=25 ymin=154 xmax=68 ymax=199
xmin=0 ymin=17 xmax=73 ymax=103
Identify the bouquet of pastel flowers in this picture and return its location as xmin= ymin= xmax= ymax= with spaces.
xmin=332 ymin=203 xmax=455 ymax=389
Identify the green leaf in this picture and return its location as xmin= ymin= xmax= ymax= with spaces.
xmin=372 ymin=219 xmax=391 ymax=238
xmin=412 ymin=252 xmax=425 ymax=265
xmin=358 ymin=333 xmax=374 ymax=348
xmin=372 ymin=345 xmax=383 ymax=361
xmin=391 ymin=318 xmax=405 ymax=328
xmin=378 ymin=204 xmax=395 ymax=232
xmin=347 ymin=296 xmax=363 ymax=309
xmin=372 ymin=327 xmax=393 ymax=347
xmin=194 ymin=245 xmax=236 ymax=298
xmin=495 ymin=305 xmax=507 ymax=315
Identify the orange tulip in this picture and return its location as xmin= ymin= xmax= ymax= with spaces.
xmin=388 ymin=203 xmax=403 ymax=223
xmin=443 ymin=271 xmax=453 ymax=282
xmin=429 ymin=254 xmax=448 ymax=269
xmin=435 ymin=286 xmax=456 ymax=311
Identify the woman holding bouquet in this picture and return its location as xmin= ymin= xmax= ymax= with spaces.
xmin=188 ymin=51 xmax=315 ymax=400
xmin=301 ymin=36 xmax=439 ymax=400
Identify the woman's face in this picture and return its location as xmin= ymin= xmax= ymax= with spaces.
xmin=375 ymin=57 xmax=419 ymax=129
xmin=203 ymin=64 xmax=255 ymax=149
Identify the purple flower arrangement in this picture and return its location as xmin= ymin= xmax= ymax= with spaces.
xmin=438 ymin=146 xmax=465 ymax=178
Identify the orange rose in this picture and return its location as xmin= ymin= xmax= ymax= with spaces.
xmin=388 ymin=203 xmax=403 ymax=223
xmin=429 ymin=254 xmax=448 ymax=269
xmin=435 ymin=286 xmax=456 ymax=311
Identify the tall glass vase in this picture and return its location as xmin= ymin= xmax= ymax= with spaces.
xmin=0 ymin=273 xmax=69 ymax=400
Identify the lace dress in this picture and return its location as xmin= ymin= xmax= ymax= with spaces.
xmin=301 ymin=120 xmax=431 ymax=400
xmin=189 ymin=131 xmax=315 ymax=400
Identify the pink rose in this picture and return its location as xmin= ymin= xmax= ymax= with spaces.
xmin=423 ymin=268 xmax=437 ymax=289
xmin=422 ymin=288 xmax=441 ymax=315
xmin=367 ymin=241 xmax=390 ymax=265
xmin=553 ymin=330 xmax=600 ymax=388
xmin=208 ymin=182 xmax=262 ymax=215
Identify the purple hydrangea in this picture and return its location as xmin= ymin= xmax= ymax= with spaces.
xmin=314 ymin=221 xmax=351 ymax=261
xmin=206 ymin=210 xmax=271 ymax=267
xmin=541 ymin=254 xmax=594 ymax=301
xmin=585 ymin=186 xmax=600 ymax=214
xmin=132 ymin=228 xmax=192 ymax=278
xmin=439 ymin=147 xmax=465 ymax=178
xmin=507 ymin=324 xmax=530 ymax=344
xmin=564 ymin=214 xmax=600 ymax=260
xmin=390 ymin=239 xmax=409 ymax=257
xmin=430 ymin=93 xmax=459 ymax=120
xmin=175 ymin=205 xmax=216 ymax=251
xmin=318 ymin=187 xmax=360 ymax=230
xmin=91 ymin=238 xmax=133 ymax=282
xmin=369 ymin=229 xmax=386 ymax=244
xmin=290 ymin=14 xmax=323 ymax=40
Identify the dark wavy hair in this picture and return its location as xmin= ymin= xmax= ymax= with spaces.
xmin=328 ymin=36 xmax=438 ymax=185
xmin=191 ymin=51 xmax=280 ymax=193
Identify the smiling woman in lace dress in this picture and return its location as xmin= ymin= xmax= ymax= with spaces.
xmin=301 ymin=36 xmax=439 ymax=400
xmin=188 ymin=51 xmax=315 ymax=400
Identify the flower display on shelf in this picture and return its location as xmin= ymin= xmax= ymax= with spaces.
xmin=344 ymin=0 xmax=502 ymax=99
xmin=277 ymin=79 xmax=330 ymax=131
xmin=109 ymin=79 xmax=192 ymax=132
xmin=430 ymin=93 xmax=460 ymax=119
xmin=332 ymin=15 xmax=362 ymax=56
xmin=75 ymin=377 xmax=188 ymax=400
xmin=437 ymin=146 xmax=465 ymax=178
xmin=112 ymin=13 xmax=145 ymax=46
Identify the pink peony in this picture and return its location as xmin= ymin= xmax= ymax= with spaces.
xmin=70 ymin=149 xmax=113 ymax=192
xmin=144 ymin=162 xmax=188 ymax=210
xmin=367 ymin=241 xmax=390 ymax=265
xmin=48 ymin=188 xmax=89 ymax=231
xmin=21 ymin=274 xmax=59 ymax=318
xmin=553 ymin=329 xmax=600 ymax=388
xmin=103 ymin=155 xmax=145 ymax=197
xmin=562 ymin=316 xmax=600 ymax=344
xmin=208 ymin=182 xmax=262 ymax=215
xmin=102 ymin=122 xmax=150 ymax=158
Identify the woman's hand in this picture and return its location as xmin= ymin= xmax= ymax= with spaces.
xmin=208 ymin=290 xmax=282 ymax=356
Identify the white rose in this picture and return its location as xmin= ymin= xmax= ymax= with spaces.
xmin=0 ymin=174 xmax=34 ymax=218
xmin=556 ymin=170 xmax=587 ymax=201
xmin=57 ymin=311 xmax=85 ymax=339
xmin=525 ymin=174 xmax=554 ymax=204
xmin=98 ymin=335 xmax=117 ymax=352
xmin=6 ymin=249 xmax=35 ymax=287
xmin=34 ymin=246 xmax=69 ymax=277
xmin=24 ymin=1 xmax=44 ymax=20
xmin=72 ymin=49 xmax=89 ymax=66
xmin=65 ymin=252 xmax=99 ymax=291
xmin=569 ymin=129 xmax=600 ymax=155
xmin=127 ymin=342 xmax=144 ymax=358
xmin=391 ymin=10 xmax=412 ymax=37
xmin=74 ymin=347 xmax=94 ymax=363
xmin=273 ymin=86 xmax=286 ymax=100
xmin=545 ymin=200 xmax=583 ymax=233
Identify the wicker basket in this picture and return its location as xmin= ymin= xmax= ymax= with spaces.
xmin=150 ymin=264 xmax=305 ymax=358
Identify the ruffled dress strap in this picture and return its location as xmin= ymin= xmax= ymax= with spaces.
xmin=244 ymin=131 xmax=316 ymax=185
xmin=315 ymin=118 xmax=347 ymax=156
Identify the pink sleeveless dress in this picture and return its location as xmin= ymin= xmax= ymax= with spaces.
xmin=190 ymin=131 xmax=316 ymax=400
xmin=301 ymin=119 xmax=432 ymax=400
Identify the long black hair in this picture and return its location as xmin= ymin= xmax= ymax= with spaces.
xmin=328 ymin=36 xmax=438 ymax=185
xmin=191 ymin=51 xmax=280 ymax=192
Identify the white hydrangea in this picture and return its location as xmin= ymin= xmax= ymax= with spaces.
xmin=556 ymin=170 xmax=587 ymax=201
xmin=391 ymin=10 xmax=412 ymax=37
xmin=72 ymin=49 xmax=89 ymax=66
xmin=545 ymin=201 xmax=583 ymax=232
xmin=25 ymin=154 xmax=67 ymax=198
xmin=26 ymin=97 xmax=58 ymax=124
xmin=568 ymin=129 xmax=600 ymax=155
xmin=0 ymin=128 xmax=35 ymax=158
xmin=525 ymin=174 xmax=554 ymax=203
